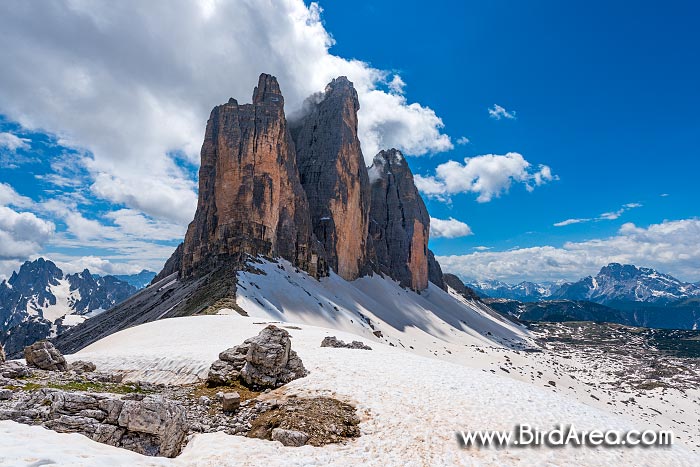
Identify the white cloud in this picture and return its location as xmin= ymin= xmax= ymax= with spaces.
xmin=0 ymin=183 xmax=34 ymax=208
xmin=0 ymin=0 xmax=452 ymax=228
xmin=473 ymin=246 xmax=492 ymax=251
xmin=53 ymin=256 xmax=150 ymax=276
xmin=488 ymin=104 xmax=516 ymax=120
xmin=437 ymin=219 xmax=700 ymax=283
xmin=554 ymin=203 xmax=642 ymax=227
xmin=415 ymin=152 xmax=556 ymax=202
xmin=0 ymin=206 xmax=55 ymax=260
xmin=553 ymin=218 xmax=590 ymax=227
xmin=388 ymin=75 xmax=406 ymax=94
xmin=0 ymin=132 xmax=30 ymax=152
xmin=456 ymin=136 xmax=470 ymax=145
xmin=430 ymin=217 xmax=473 ymax=239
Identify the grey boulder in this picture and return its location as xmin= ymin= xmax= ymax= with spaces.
xmin=272 ymin=428 xmax=309 ymax=447
xmin=24 ymin=340 xmax=68 ymax=371
xmin=207 ymin=325 xmax=307 ymax=388
xmin=69 ymin=360 xmax=97 ymax=373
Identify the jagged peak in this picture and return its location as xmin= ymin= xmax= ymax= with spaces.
xmin=375 ymin=148 xmax=405 ymax=166
xmin=252 ymin=73 xmax=283 ymax=106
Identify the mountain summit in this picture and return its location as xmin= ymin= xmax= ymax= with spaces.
xmin=155 ymin=73 xmax=438 ymax=291
xmin=553 ymin=263 xmax=700 ymax=305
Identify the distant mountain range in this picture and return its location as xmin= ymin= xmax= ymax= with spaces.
xmin=467 ymin=279 xmax=559 ymax=302
xmin=468 ymin=263 xmax=700 ymax=305
xmin=468 ymin=263 xmax=700 ymax=330
xmin=114 ymin=270 xmax=156 ymax=289
xmin=0 ymin=258 xmax=154 ymax=356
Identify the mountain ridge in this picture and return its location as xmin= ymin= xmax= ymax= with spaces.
xmin=0 ymin=258 xmax=146 ymax=356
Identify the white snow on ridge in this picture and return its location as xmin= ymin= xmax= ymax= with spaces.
xmin=229 ymin=259 xmax=531 ymax=358
xmin=24 ymin=279 xmax=82 ymax=323
xmin=1 ymin=314 xmax=694 ymax=466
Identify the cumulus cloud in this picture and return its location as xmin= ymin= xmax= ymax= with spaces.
xmin=456 ymin=136 xmax=470 ymax=145
xmin=53 ymin=256 xmax=152 ymax=276
xmin=0 ymin=132 xmax=30 ymax=152
xmin=0 ymin=206 xmax=55 ymax=260
xmin=0 ymin=0 xmax=452 ymax=228
xmin=430 ymin=217 xmax=473 ymax=239
xmin=415 ymin=152 xmax=557 ymax=202
xmin=553 ymin=203 xmax=642 ymax=227
xmin=488 ymin=104 xmax=516 ymax=120
xmin=437 ymin=219 xmax=700 ymax=283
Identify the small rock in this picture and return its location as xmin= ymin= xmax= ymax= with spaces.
xmin=222 ymin=392 xmax=240 ymax=412
xmin=24 ymin=340 xmax=68 ymax=371
xmin=69 ymin=360 xmax=97 ymax=373
xmin=215 ymin=391 xmax=224 ymax=401
xmin=0 ymin=388 xmax=12 ymax=400
xmin=198 ymin=396 xmax=211 ymax=406
xmin=271 ymin=428 xmax=309 ymax=447
xmin=320 ymin=336 xmax=372 ymax=350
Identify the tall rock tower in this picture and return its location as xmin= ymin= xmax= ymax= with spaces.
xmin=292 ymin=77 xmax=371 ymax=281
xmin=178 ymin=73 xmax=323 ymax=278
xmin=367 ymin=149 xmax=430 ymax=291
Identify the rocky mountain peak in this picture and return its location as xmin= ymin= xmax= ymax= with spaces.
xmin=176 ymin=72 xmax=324 ymax=279
xmin=252 ymin=73 xmax=284 ymax=106
xmin=293 ymin=75 xmax=370 ymax=281
xmin=367 ymin=148 xmax=430 ymax=291
xmin=156 ymin=74 xmax=441 ymax=292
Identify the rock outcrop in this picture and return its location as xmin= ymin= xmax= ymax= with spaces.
xmin=292 ymin=77 xmax=371 ymax=280
xmin=1 ymin=389 xmax=188 ymax=457
xmin=367 ymin=149 xmax=430 ymax=290
xmin=24 ymin=340 xmax=67 ymax=371
xmin=176 ymin=73 xmax=325 ymax=279
xmin=0 ymin=343 xmax=5 ymax=363
xmin=208 ymin=325 xmax=307 ymax=388
xmin=0 ymin=361 xmax=31 ymax=379
xmin=320 ymin=336 xmax=372 ymax=350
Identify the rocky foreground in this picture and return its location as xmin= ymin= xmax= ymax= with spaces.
xmin=0 ymin=326 xmax=362 ymax=458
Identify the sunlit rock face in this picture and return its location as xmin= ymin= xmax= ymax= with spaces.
xmin=180 ymin=73 xmax=323 ymax=278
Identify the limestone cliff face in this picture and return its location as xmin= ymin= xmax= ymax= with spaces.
xmin=179 ymin=74 xmax=324 ymax=278
xmin=367 ymin=149 xmax=430 ymax=291
xmin=292 ymin=77 xmax=370 ymax=281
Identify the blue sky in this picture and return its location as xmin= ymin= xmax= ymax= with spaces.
xmin=0 ymin=0 xmax=698 ymax=283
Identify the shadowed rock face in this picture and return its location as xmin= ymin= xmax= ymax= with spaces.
xmin=427 ymin=250 xmax=445 ymax=290
xmin=367 ymin=149 xmax=430 ymax=291
xmin=292 ymin=77 xmax=371 ymax=281
xmin=179 ymin=74 xmax=324 ymax=278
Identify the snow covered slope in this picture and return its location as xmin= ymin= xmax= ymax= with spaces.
xmin=231 ymin=258 xmax=531 ymax=355
xmin=2 ymin=314 xmax=697 ymax=466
